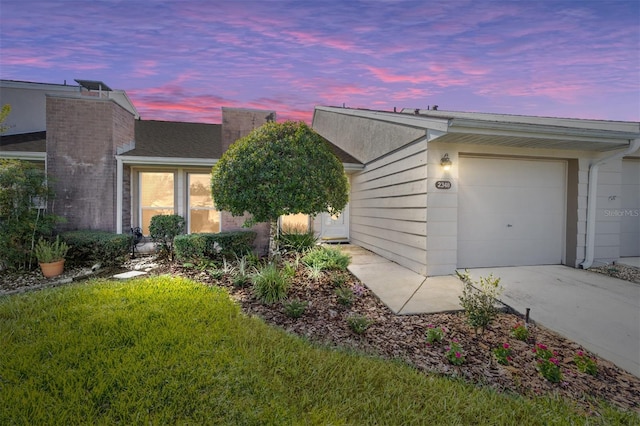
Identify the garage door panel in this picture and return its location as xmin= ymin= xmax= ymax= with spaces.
xmin=458 ymin=157 xmax=565 ymax=268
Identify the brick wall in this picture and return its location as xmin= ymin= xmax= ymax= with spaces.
xmin=220 ymin=108 xmax=276 ymax=254
xmin=46 ymin=94 xmax=135 ymax=232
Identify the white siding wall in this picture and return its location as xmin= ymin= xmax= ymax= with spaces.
xmin=593 ymin=161 xmax=623 ymax=263
xmin=350 ymin=139 xmax=428 ymax=275
xmin=425 ymin=148 xmax=458 ymax=276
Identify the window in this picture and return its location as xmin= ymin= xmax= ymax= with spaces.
xmin=280 ymin=213 xmax=310 ymax=233
xmin=139 ymin=172 xmax=174 ymax=235
xmin=188 ymin=173 xmax=219 ymax=233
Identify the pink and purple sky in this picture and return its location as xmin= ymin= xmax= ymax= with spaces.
xmin=1 ymin=0 xmax=639 ymax=123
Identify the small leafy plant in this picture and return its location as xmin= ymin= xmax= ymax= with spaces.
xmin=352 ymin=283 xmax=366 ymax=297
xmin=283 ymin=299 xmax=308 ymax=318
xmin=493 ymin=343 xmax=512 ymax=365
xmin=335 ymin=286 xmax=354 ymax=307
xmin=574 ymin=350 xmax=598 ymax=376
xmin=302 ymin=246 xmax=351 ymax=271
xmin=278 ymin=225 xmax=317 ymax=253
xmin=511 ymin=323 xmax=530 ymax=341
xmin=425 ymin=324 xmax=446 ymax=345
xmin=251 ymin=263 xmax=292 ymax=304
xmin=34 ymin=236 xmax=69 ymax=263
xmin=445 ymin=340 xmax=466 ymax=366
xmin=457 ymin=270 xmax=503 ymax=335
xmin=533 ymin=343 xmax=562 ymax=383
xmin=306 ymin=263 xmax=324 ymax=281
xmin=331 ymin=272 xmax=348 ymax=287
xmin=347 ymin=314 xmax=373 ymax=334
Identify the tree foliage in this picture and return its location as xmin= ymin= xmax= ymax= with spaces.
xmin=0 ymin=104 xmax=11 ymax=133
xmin=0 ymin=160 xmax=61 ymax=269
xmin=210 ymin=121 xmax=349 ymax=227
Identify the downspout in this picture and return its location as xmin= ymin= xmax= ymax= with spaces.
xmin=580 ymin=138 xmax=640 ymax=269
xmin=116 ymin=156 xmax=123 ymax=234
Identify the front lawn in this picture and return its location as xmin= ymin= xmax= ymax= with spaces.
xmin=0 ymin=277 xmax=636 ymax=424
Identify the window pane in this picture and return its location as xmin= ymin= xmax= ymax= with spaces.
xmin=141 ymin=172 xmax=174 ymax=207
xmin=140 ymin=172 xmax=174 ymax=235
xmin=281 ymin=213 xmax=309 ymax=232
xmin=142 ymin=208 xmax=174 ymax=235
xmin=189 ymin=174 xmax=213 ymax=207
xmin=190 ymin=209 xmax=220 ymax=233
xmin=189 ymin=173 xmax=219 ymax=233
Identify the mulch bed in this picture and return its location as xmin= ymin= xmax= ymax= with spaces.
xmin=2 ymin=256 xmax=639 ymax=416
xmin=172 ymin=258 xmax=640 ymax=416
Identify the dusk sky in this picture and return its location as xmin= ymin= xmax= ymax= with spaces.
xmin=1 ymin=0 xmax=639 ymax=123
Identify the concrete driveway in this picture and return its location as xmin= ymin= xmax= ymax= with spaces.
xmin=338 ymin=244 xmax=639 ymax=377
xmin=465 ymin=265 xmax=640 ymax=377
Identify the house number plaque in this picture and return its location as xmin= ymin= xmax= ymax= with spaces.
xmin=435 ymin=180 xmax=452 ymax=190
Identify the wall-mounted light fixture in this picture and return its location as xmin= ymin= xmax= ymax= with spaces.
xmin=440 ymin=153 xmax=452 ymax=171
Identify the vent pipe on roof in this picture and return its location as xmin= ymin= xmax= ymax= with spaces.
xmin=580 ymin=137 xmax=640 ymax=269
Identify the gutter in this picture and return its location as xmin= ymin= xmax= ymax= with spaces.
xmin=581 ymin=138 xmax=640 ymax=269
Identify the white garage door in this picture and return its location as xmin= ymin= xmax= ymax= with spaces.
xmin=458 ymin=157 xmax=566 ymax=268
xmin=621 ymin=159 xmax=640 ymax=257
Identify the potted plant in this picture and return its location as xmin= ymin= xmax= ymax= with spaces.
xmin=34 ymin=236 xmax=69 ymax=278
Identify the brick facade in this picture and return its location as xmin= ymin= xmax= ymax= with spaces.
xmin=46 ymin=94 xmax=135 ymax=232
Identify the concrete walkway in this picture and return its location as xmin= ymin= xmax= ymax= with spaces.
xmin=337 ymin=244 xmax=640 ymax=377
xmin=619 ymin=257 xmax=640 ymax=268
xmin=339 ymin=245 xmax=462 ymax=315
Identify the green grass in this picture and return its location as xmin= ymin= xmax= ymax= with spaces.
xmin=0 ymin=277 xmax=636 ymax=425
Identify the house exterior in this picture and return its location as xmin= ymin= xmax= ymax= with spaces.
xmin=0 ymin=80 xmax=361 ymax=254
xmin=312 ymin=106 xmax=640 ymax=276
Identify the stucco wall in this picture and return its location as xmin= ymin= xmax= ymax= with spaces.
xmin=313 ymin=109 xmax=426 ymax=164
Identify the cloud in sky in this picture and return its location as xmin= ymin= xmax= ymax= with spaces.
xmin=0 ymin=0 xmax=638 ymax=123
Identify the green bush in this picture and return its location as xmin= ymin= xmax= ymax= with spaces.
xmin=0 ymin=160 xmax=62 ymax=270
xmin=457 ymin=270 xmax=503 ymax=335
xmin=61 ymin=230 xmax=132 ymax=267
xmin=174 ymin=231 xmax=257 ymax=262
xmin=302 ymin=246 xmax=350 ymax=271
xmin=149 ymin=214 xmax=186 ymax=260
xmin=252 ymin=263 xmax=292 ymax=304
xmin=278 ymin=225 xmax=317 ymax=253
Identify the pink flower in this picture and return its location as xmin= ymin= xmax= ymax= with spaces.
xmin=537 ymin=344 xmax=547 ymax=350
xmin=549 ymin=358 xmax=558 ymax=365
xmin=427 ymin=324 xmax=434 ymax=328
xmin=507 ymin=356 xmax=513 ymax=361
xmin=452 ymin=338 xmax=459 ymax=343
xmin=502 ymin=343 xmax=510 ymax=349
xmin=577 ymin=351 xmax=584 ymax=357
xmin=455 ymin=352 xmax=461 ymax=358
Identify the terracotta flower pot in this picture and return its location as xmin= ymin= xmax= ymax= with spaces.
xmin=39 ymin=259 xmax=65 ymax=278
